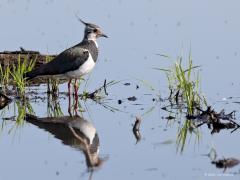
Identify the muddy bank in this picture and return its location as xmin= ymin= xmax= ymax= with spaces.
xmin=0 ymin=48 xmax=56 ymax=68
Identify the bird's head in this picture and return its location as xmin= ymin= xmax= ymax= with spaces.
xmin=77 ymin=18 xmax=108 ymax=41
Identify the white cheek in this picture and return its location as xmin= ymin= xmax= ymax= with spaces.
xmin=87 ymin=33 xmax=98 ymax=47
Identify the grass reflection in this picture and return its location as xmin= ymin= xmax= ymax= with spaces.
xmin=176 ymin=119 xmax=201 ymax=153
xmin=157 ymin=51 xmax=204 ymax=153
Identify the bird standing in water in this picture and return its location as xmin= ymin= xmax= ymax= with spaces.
xmin=25 ymin=18 xmax=107 ymax=115
xmin=25 ymin=18 xmax=108 ymax=95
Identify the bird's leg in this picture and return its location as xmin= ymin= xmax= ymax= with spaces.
xmin=74 ymin=79 xmax=79 ymax=95
xmin=68 ymin=79 xmax=72 ymax=116
xmin=74 ymin=80 xmax=79 ymax=115
xmin=68 ymin=79 xmax=72 ymax=95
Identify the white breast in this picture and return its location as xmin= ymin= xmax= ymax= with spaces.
xmin=65 ymin=53 xmax=95 ymax=78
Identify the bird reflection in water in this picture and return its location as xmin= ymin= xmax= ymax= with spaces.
xmin=25 ymin=114 xmax=103 ymax=169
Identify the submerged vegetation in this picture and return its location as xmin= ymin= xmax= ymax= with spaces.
xmin=157 ymin=51 xmax=240 ymax=152
xmin=0 ymin=99 xmax=34 ymax=134
xmin=157 ymin=52 xmax=203 ymax=114
xmin=157 ymin=52 xmax=205 ymax=152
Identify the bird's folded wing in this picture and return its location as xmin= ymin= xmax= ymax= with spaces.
xmin=26 ymin=47 xmax=89 ymax=78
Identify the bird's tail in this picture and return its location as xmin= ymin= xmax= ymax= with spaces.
xmin=24 ymin=68 xmax=41 ymax=80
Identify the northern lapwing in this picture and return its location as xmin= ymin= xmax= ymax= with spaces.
xmin=25 ymin=18 xmax=108 ymax=95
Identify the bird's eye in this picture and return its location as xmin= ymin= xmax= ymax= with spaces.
xmin=93 ymin=29 xmax=98 ymax=33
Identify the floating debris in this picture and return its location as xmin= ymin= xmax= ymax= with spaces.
xmin=187 ymin=106 xmax=240 ymax=134
xmin=175 ymin=89 xmax=180 ymax=104
xmin=0 ymin=92 xmax=11 ymax=109
xmin=123 ymin=82 xmax=131 ymax=86
xmin=118 ymin=100 xmax=122 ymax=104
xmin=144 ymin=168 xmax=158 ymax=171
xmin=212 ymin=158 xmax=240 ymax=172
xmin=127 ymin=96 xmax=137 ymax=101
xmin=165 ymin=116 xmax=175 ymax=120
xmin=132 ymin=116 xmax=142 ymax=143
xmin=79 ymin=79 xmax=112 ymax=100
xmin=152 ymin=141 xmax=174 ymax=148
xmin=161 ymin=107 xmax=167 ymax=111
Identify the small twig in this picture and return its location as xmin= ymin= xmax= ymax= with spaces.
xmin=161 ymin=105 xmax=175 ymax=113
xmin=196 ymin=122 xmax=206 ymax=128
xmin=81 ymin=79 xmax=110 ymax=100
xmin=225 ymin=118 xmax=240 ymax=128
xmin=168 ymin=88 xmax=173 ymax=99
xmin=195 ymin=106 xmax=205 ymax=112
xmin=231 ymin=126 xmax=240 ymax=133
xmin=103 ymin=79 xmax=108 ymax=95
xmin=175 ymin=89 xmax=180 ymax=104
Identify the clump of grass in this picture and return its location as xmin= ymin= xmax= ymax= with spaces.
xmin=157 ymin=51 xmax=204 ymax=153
xmin=10 ymin=55 xmax=36 ymax=95
xmin=0 ymin=64 xmax=10 ymax=92
xmin=157 ymin=52 xmax=203 ymax=115
xmin=0 ymin=55 xmax=36 ymax=95
xmin=173 ymin=56 xmax=200 ymax=114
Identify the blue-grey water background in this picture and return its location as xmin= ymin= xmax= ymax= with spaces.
xmin=1 ymin=0 xmax=240 ymax=179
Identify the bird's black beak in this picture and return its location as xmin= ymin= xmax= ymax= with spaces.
xmin=97 ymin=30 xmax=108 ymax=38
xmin=100 ymin=33 xmax=108 ymax=38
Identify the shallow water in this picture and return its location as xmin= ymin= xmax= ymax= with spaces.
xmin=1 ymin=0 xmax=240 ymax=179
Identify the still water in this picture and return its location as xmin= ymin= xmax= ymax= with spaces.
xmin=1 ymin=0 xmax=240 ymax=179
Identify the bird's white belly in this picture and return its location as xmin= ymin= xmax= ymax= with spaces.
xmin=65 ymin=54 xmax=95 ymax=78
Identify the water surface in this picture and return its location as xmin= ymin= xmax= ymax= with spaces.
xmin=1 ymin=0 xmax=240 ymax=179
